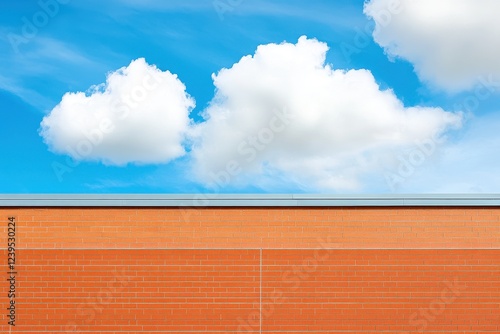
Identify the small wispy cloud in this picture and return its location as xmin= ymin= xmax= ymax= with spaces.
xmin=0 ymin=36 xmax=101 ymax=109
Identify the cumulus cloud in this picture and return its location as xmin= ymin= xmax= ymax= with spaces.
xmin=40 ymin=58 xmax=194 ymax=165
xmin=191 ymin=36 xmax=462 ymax=191
xmin=364 ymin=0 xmax=500 ymax=92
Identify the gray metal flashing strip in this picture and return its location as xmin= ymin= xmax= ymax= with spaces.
xmin=0 ymin=194 xmax=500 ymax=207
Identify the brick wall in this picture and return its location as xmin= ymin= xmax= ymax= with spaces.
xmin=1 ymin=207 xmax=499 ymax=333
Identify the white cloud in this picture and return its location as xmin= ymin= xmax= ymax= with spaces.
xmin=191 ymin=36 xmax=462 ymax=191
xmin=364 ymin=0 xmax=500 ymax=92
xmin=40 ymin=58 xmax=194 ymax=165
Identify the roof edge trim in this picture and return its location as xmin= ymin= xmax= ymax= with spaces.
xmin=0 ymin=194 xmax=500 ymax=207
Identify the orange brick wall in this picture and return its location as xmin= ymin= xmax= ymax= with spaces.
xmin=1 ymin=207 xmax=499 ymax=333
xmin=3 ymin=207 xmax=500 ymax=249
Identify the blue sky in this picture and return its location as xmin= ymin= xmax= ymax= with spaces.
xmin=1 ymin=0 xmax=500 ymax=194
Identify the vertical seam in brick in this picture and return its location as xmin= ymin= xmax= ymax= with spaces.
xmin=260 ymin=247 xmax=262 ymax=334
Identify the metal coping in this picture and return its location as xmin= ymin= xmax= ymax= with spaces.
xmin=0 ymin=194 xmax=500 ymax=207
